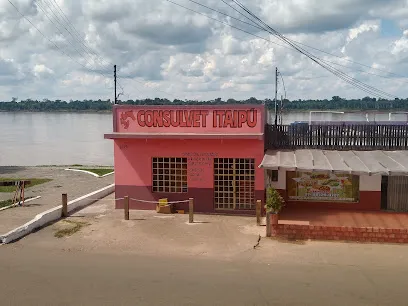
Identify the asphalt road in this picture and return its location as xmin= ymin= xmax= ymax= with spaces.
xmin=1 ymin=246 xmax=407 ymax=306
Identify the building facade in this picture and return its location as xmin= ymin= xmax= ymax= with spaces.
xmin=261 ymin=149 xmax=408 ymax=212
xmin=105 ymin=104 xmax=266 ymax=214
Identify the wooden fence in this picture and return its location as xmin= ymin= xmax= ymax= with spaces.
xmin=265 ymin=124 xmax=408 ymax=150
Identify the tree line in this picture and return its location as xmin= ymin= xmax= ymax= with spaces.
xmin=0 ymin=96 xmax=407 ymax=112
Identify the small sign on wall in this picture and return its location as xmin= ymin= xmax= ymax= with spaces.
xmin=182 ymin=152 xmax=218 ymax=184
xmin=286 ymin=171 xmax=360 ymax=202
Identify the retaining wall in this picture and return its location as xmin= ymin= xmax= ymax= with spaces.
xmin=272 ymin=224 xmax=408 ymax=244
xmin=0 ymin=184 xmax=114 ymax=244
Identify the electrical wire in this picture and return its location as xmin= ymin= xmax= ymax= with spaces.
xmin=7 ymin=0 xmax=109 ymax=81
xmin=43 ymin=0 xmax=114 ymax=71
xmin=222 ymin=0 xmax=404 ymax=79
xmin=183 ymin=0 xmax=404 ymax=80
xmin=227 ymin=0 xmax=397 ymax=99
xmin=8 ymin=0 xmax=129 ymax=100
xmin=35 ymin=1 xmax=106 ymax=75
xmin=166 ymin=0 xmax=396 ymax=99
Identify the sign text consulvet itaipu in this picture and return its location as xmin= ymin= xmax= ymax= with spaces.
xmin=116 ymin=106 xmax=265 ymax=133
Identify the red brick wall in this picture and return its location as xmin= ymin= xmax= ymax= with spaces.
xmin=277 ymin=189 xmax=381 ymax=211
xmin=272 ymin=224 xmax=408 ymax=243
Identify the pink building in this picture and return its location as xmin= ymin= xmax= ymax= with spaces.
xmin=105 ymin=104 xmax=266 ymax=214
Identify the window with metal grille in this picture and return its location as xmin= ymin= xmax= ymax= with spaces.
xmin=267 ymin=170 xmax=279 ymax=183
xmin=152 ymin=157 xmax=188 ymax=193
xmin=214 ymin=158 xmax=255 ymax=210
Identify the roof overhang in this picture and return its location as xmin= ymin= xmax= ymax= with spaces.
xmin=104 ymin=132 xmax=264 ymax=140
xmin=259 ymin=149 xmax=408 ymax=176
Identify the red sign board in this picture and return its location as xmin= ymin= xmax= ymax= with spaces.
xmin=114 ymin=105 xmax=265 ymax=134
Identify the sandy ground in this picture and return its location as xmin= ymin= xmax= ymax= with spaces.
xmin=2 ymin=194 xmax=408 ymax=305
xmin=8 ymin=193 xmax=408 ymax=266
xmin=0 ymin=166 xmax=113 ymax=234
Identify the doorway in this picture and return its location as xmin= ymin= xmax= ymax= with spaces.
xmin=214 ymin=158 xmax=255 ymax=210
xmin=384 ymin=176 xmax=408 ymax=212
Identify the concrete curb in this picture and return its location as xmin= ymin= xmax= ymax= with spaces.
xmin=0 ymin=184 xmax=115 ymax=244
xmin=64 ymin=168 xmax=114 ymax=178
xmin=0 ymin=196 xmax=42 ymax=212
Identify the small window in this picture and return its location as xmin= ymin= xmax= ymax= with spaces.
xmin=268 ymin=170 xmax=279 ymax=182
xmin=152 ymin=157 xmax=188 ymax=193
xmin=271 ymin=170 xmax=279 ymax=182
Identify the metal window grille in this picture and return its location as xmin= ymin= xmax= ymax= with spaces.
xmin=214 ymin=158 xmax=255 ymax=210
xmin=152 ymin=157 xmax=188 ymax=193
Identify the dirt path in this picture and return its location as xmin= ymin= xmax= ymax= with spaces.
xmin=3 ymin=196 xmax=408 ymax=305
xmin=0 ymin=166 xmax=113 ymax=234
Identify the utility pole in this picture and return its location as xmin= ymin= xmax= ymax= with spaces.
xmin=114 ymin=65 xmax=117 ymax=105
xmin=279 ymin=95 xmax=283 ymax=125
xmin=274 ymin=67 xmax=278 ymax=126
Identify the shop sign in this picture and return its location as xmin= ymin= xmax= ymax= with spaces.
xmin=286 ymin=171 xmax=359 ymax=202
xmin=119 ymin=109 xmax=259 ymax=130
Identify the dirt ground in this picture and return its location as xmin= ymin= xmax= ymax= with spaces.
xmin=4 ymin=195 xmax=408 ymax=305
xmin=0 ymin=166 xmax=113 ymax=234
xmin=9 ymin=193 xmax=408 ymax=267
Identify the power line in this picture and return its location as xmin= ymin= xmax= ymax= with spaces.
xmin=227 ymin=0 xmax=397 ymax=99
xmin=35 ymin=1 xmax=106 ymax=75
xmin=37 ymin=0 xmax=127 ymax=92
xmin=37 ymin=0 xmax=112 ymax=75
xmin=7 ymin=0 xmax=129 ymax=101
xmin=7 ymin=1 xmax=106 ymax=79
xmin=43 ymin=0 xmax=114 ymax=71
xmin=181 ymin=0 xmax=406 ymax=81
xmin=166 ymin=0 xmax=395 ymax=99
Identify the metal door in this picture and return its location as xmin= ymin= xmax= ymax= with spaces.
xmin=387 ymin=176 xmax=408 ymax=212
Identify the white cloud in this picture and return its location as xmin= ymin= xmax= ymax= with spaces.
xmin=0 ymin=0 xmax=407 ymax=101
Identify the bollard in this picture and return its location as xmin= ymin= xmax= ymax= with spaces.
xmin=62 ymin=193 xmax=68 ymax=217
xmin=124 ymin=196 xmax=129 ymax=220
xmin=256 ymin=200 xmax=261 ymax=226
xmin=189 ymin=198 xmax=194 ymax=223
xmin=266 ymin=211 xmax=271 ymax=237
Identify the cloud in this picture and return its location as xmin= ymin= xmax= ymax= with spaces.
xmin=0 ymin=0 xmax=407 ymax=102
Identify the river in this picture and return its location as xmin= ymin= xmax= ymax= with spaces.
xmin=0 ymin=111 xmax=406 ymax=166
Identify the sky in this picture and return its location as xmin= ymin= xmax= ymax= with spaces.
xmin=1 ymin=0 xmax=408 ymax=102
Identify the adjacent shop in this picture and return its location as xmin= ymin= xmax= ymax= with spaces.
xmin=260 ymin=149 xmax=408 ymax=211
xmin=105 ymin=104 xmax=266 ymax=214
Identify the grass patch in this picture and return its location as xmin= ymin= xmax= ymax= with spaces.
xmin=0 ymin=199 xmax=13 ymax=209
xmin=0 ymin=178 xmax=52 ymax=193
xmin=78 ymin=168 xmax=114 ymax=176
xmin=54 ymin=220 xmax=90 ymax=238
xmin=0 ymin=197 xmax=35 ymax=209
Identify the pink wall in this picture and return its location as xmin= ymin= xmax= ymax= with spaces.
xmin=114 ymin=138 xmax=264 ymax=190
xmin=113 ymin=105 xmax=265 ymax=134
xmin=113 ymin=138 xmax=265 ymax=212
xmin=109 ymin=104 xmax=266 ymax=213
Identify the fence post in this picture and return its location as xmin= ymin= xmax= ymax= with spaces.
xmin=62 ymin=193 xmax=68 ymax=217
xmin=266 ymin=212 xmax=271 ymax=237
xmin=189 ymin=198 xmax=194 ymax=223
xmin=256 ymin=200 xmax=262 ymax=226
xmin=124 ymin=196 xmax=129 ymax=220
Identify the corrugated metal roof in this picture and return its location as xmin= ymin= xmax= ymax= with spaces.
xmin=259 ymin=150 xmax=408 ymax=176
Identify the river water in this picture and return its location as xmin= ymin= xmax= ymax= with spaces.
xmin=0 ymin=111 xmax=406 ymax=166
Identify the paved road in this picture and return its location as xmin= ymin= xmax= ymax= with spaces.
xmin=0 ymin=167 xmax=113 ymax=234
xmin=1 ymin=245 xmax=407 ymax=306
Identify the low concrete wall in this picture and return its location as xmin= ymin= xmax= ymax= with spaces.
xmin=0 ymin=184 xmax=114 ymax=244
xmin=272 ymin=224 xmax=408 ymax=244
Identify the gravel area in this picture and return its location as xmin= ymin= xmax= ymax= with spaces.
xmin=0 ymin=166 xmax=113 ymax=234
